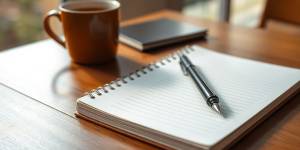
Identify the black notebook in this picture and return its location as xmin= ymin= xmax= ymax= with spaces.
xmin=120 ymin=18 xmax=207 ymax=51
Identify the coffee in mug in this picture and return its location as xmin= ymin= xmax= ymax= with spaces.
xmin=44 ymin=0 xmax=120 ymax=65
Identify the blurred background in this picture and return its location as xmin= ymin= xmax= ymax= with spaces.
xmin=0 ymin=0 xmax=266 ymax=50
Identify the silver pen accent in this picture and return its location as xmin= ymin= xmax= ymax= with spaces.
xmin=179 ymin=53 xmax=223 ymax=116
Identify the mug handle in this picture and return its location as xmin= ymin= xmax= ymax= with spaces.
xmin=43 ymin=9 xmax=65 ymax=47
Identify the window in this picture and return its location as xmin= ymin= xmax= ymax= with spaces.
xmin=0 ymin=0 xmax=60 ymax=50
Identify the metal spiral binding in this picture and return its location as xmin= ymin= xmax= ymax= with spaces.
xmin=84 ymin=46 xmax=195 ymax=99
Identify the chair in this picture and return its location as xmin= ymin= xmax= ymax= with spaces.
xmin=259 ymin=0 xmax=300 ymax=28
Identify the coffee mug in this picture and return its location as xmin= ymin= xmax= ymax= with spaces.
xmin=44 ymin=0 xmax=120 ymax=65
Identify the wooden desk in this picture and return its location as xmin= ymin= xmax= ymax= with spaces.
xmin=0 ymin=10 xmax=299 ymax=150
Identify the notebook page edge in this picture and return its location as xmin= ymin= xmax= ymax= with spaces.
xmin=76 ymin=101 xmax=210 ymax=149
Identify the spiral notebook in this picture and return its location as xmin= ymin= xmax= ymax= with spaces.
xmin=76 ymin=45 xmax=300 ymax=150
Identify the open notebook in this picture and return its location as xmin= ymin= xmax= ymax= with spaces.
xmin=76 ymin=46 xmax=300 ymax=150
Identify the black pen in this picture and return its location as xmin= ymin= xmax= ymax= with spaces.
xmin=178 ymin=53 xmax=223 ymax=116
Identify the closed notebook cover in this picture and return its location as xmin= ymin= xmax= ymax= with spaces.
xmin=120 ymin=18 xmax=207 ymax=50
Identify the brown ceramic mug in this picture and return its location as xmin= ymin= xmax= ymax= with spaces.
xmin=44 ymin=0 xmax=120 ymax=65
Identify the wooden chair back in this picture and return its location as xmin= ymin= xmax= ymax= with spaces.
xmin=259 ymin=0 xmax=300 ymax=28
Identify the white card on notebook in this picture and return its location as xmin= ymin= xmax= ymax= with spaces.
xmin=76 ymin=45 xmax=300 ymax=150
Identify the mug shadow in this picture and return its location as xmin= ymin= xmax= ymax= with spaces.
xmin=51 ymin=54 xmax=178 ymax=98
xmin=51 ymin=65 xmax=77 ymax=97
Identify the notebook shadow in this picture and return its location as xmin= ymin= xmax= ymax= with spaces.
xmin=231 ymin=93 xmax=300 ymax=149
xmin=144 ymin=36 xmax=207 ymax=54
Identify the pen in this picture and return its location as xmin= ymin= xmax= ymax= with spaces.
xmin=178 ymin=53 xmax=223 ymax=116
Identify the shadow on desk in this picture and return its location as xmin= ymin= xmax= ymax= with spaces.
xmin=143 ymin=37 xmax=207 ymax=55
xmin=232 ymin=93 xmax=300 ymax=149
xmin=51 ymin=55 xmax=144 ymax=97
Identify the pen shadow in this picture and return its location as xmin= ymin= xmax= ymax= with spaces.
xmin=194 ymin=66 xmax=233 ymax=118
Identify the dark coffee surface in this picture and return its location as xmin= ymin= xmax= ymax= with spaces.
xmin=73 ymin=7 xmax=106 ymax=11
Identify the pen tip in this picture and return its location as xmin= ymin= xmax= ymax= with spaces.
xmin=212 ymin=103 xmax=223 ymax=116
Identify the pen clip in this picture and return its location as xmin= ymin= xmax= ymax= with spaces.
xmin=179 ymin=61 xmax=188 ymax=76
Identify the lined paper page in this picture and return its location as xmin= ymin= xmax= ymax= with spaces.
xmin=78 ymin=46 xmax=300 ymax=146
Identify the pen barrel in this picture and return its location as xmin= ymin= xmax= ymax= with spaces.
xmin=187 ymin=66 xmax=219 ymax=106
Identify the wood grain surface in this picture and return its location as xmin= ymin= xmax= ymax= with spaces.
xmin=0 ymin=10 xmax=299 ymax=149
xmin=0 ymin=83 xmax=158 ymax=150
